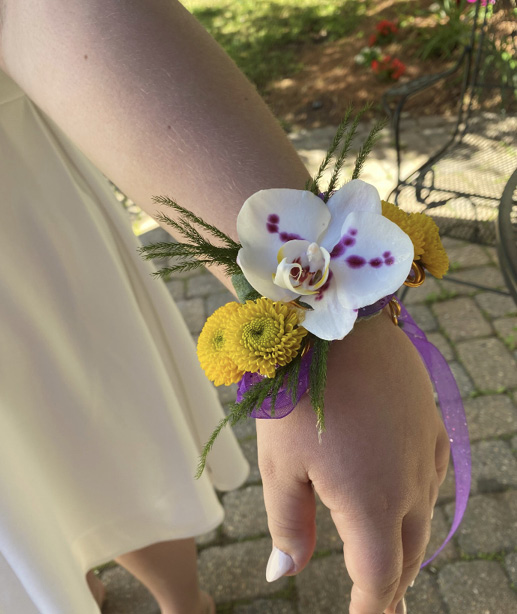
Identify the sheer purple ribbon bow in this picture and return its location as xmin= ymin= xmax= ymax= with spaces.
xmin=237 ymin=300 xmax=471 ymax=566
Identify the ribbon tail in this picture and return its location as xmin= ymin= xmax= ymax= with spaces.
xmin=399 ymin=302 xmax=471 ymax=568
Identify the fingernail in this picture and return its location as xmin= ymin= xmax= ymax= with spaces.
xmin=266 ymin=546 xmax=294 ymax=582
xmin=431 ymin=508 xmax=434 ymax=520
xmin=409 ymin=579 xmax=415 ymax=588
xmin=395 ymin=597 xmax=407 ymax=614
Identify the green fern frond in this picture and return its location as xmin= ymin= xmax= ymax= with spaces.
xmin=153 ymin=196 xmax=240 ymax=249
xmin=307 ymin=106 xmax=353 ymax=195
xmin=351 ymin=116 xmax=388 ymax=180
xmin=325 ymin=104 xmax=371 ymax=200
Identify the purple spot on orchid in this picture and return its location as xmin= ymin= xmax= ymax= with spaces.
xmin=385 ymin=256 xmax=395 ymax=266
xmin=330 ymin=235 xmax=355 ymax=259
xmin=315 ymin=270 xmax=333 ymax=301
xmin=369 ymin=258 xmax=383 ymax=268
xmin=279 ymin=231 xmax=304 ymax=242
xmin=383 ymin=251 xmax=391 ymax=258
xmin=330 ymin=242 xmax=345 ymax=258
xmin=268 ymin=214 xmax=280 ymax=224
xmin=266 ymin=223 xmax=279 ymax=234
xmin=346 ymin=255 xmax=366 ymax=269
xmin=349 ymin=228 xmax=358 ymax=236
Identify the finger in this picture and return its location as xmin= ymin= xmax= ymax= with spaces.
xmin=331 ymin=510 xmax=403 ymax=614
xmin=260 ymin=459 xmax=316 ymax=581
xmin=386 ymin=510 xmax=431 ymax=612
xmin=435 ymin=423 xmax=451 ymax=486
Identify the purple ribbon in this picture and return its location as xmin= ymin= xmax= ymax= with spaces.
xmin=398 ymin=302 xmax=471 ymax=567
xmin=237 ymin=301 xmax=471 ymax=564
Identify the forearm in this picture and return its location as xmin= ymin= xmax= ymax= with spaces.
xmin=0 ymin=0 xmax=309 ymax=242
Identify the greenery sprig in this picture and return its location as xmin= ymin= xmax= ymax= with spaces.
xmin=139 ymin=196 xmax=241 ymax=278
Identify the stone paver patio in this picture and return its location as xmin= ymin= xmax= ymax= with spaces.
xmin=99 ymin=119 xmax=517 ymax=613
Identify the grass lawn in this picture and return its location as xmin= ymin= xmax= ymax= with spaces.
xmin=183 ymin=0 xmax=370 ymax=91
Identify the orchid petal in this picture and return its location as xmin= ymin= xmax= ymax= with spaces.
xmin=322 ymin=180 xmax=382 ymax=251
xmin=237 ymin=192 xmax=330 ymax=299
xmin=237 ymin=248 xmax=299 ymax=302
xmin=302 ymin=276 xmax=358 ymax=340
xmin=237 ymin=188 xmax=331 ymax=248
xmin=330 ymin=211 xmax=413 ymax=309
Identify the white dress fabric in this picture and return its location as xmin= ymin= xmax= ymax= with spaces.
xmin=0 ymin=70 xmax=248 ymax=614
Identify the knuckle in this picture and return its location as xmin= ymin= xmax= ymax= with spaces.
xmin=258 ymin=455 xmax=279 ymax=483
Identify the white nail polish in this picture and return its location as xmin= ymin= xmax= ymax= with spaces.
xmin=431 ymin=508 xmax=434 ymax=520
xmin=395 ymin=597 xmax=407 ymax=614
xmin=266 ymin=546 xmax=294 ymax=582
xmin=409 ymin=579 xmax=415 ymax=588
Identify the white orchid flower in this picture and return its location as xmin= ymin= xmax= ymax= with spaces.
xmin=236 ymin=180 xmax=414 ymax=341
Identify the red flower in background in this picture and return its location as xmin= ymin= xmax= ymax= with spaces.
xmin=376 ymin=20 xmax=398 ymax=36
xmin=368 ymin=33 xmax=377 ymax=46
xmin=371 ymin=54 xmax=406 ymax=81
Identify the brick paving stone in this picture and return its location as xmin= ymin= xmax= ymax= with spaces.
xmin=187 ymin=273 xmax=227 ymax=298
xmin=315 ymin=497 xmax=342 ymax=553
xmin=424 ymin=506 xmax=457 ymax=565
xmin=138 ymin=226 xmax=170 ymax=247
xmin=470 ymin=440 xmax=517 ymax=494
xmin=493 ymin=317 xmax=517 ymax=350
xmin=441 ymin=237 xmax=468 ymax=250
xmin=406 ymin=304 xmax=438 ymax=332
xmin=400 ymin=277 xmax=441 ymax=305
xmin=234 ymin=599 xmax=297 ymax=614
xmin=426 ymin=332 xmax=455 ymax=361
xmin=175 ymin=297 xmax=205 ymax=334
xmin=218 ymin=382 xmax=238 ymax=406
xmin=205 ymin=291 xmax=237 ymax=317
xmin=447 ymin=243 xmax=491 ymax=269
xmin=445 ymin=492 xmax=517 ymax=554
xmin=475 ymin=293 xmax=517 ymax=319
xmin=438 ymin=560 xmax=517 ymax=613
xmin=239 ymin=438 xmax=261 ymax=484
xmin=464 ymin=394 xmax=517 ymax=441
xmin=443 ymin=266 xmax=506 ymax=295
xmin=296 ymin=554 xmax=353 ymax=614
xmin=222 ymin=486 xmax=268 ymax=539
xmin=512 ymin=434 xmax=517 ymax=451
xmin=198 ymin=539 xmax=288 ymax=603
xmin=505 ymin=552 xmax=517 ymax=585
xmin=196 ymin=528 xmax=219 ymax=548
xmin=231 ymin=416 xmax=257 ymax=441
xmin=165 ymin=279 xmax=185 ymax=300
xmin=486 ymin=245 xmax=499 ymax=265
xmin=405 ymin=571 xmax=447 ymax=614
xmin=100 ymin=566 xmax=159 ymax=614
xmin=447 ymin=361 xmax=475 ymax=398
xmin=456 ymin=337 xmax=517 ymax=391
xmin=433 ymin=297 xmax=491 ymax=342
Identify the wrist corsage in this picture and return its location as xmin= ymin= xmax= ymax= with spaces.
xmin=141 ymin=110 xmax=470 ymax=567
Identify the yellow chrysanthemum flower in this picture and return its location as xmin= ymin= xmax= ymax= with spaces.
xmin=382 ymin=201 xmax=449 ymax=279
xmin=226 ymin=298 xmax=308 ymax=378
xmin=197 ymin=302 xmax=245 ymax=386
xmin=410 ymin=212 xmax=449 ymax=278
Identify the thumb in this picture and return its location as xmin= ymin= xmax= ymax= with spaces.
xmin=260 ymin=462 xmax=316 ymax=582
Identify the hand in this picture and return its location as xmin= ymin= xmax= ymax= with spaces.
xmin=256 ymin=308 xmax=450 ymax=614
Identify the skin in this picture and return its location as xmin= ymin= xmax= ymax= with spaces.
xmin=0 ymin=1 xmax=449 ymax=613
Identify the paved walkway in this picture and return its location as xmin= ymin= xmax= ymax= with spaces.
xmin=100 ymin=120 xmax=517 ymax=613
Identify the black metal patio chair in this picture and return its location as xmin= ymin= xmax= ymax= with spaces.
xmin=382 ymin=0 xmax=517 ymax=300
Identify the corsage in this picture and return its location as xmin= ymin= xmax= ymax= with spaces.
xmin=140 ymin=110 xmax=470 ymax=567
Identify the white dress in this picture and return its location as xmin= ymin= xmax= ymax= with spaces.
xmin=0 ymin=70 xmax=248 ymax=614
